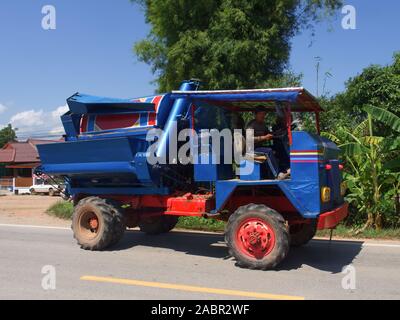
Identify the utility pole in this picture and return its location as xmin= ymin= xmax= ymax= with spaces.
xmin=314 ymin=56 xmax=322 ymax=97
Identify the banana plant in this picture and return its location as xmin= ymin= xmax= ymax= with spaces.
xmin=323 ymin=105 xmax=400 ymax=229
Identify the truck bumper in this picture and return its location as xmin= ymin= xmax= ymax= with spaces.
xmin=317 ymin=203 xmax=349 ymax=230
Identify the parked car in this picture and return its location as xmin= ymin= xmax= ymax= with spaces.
xmin=29 ymin=178 xmax=64 ymax=196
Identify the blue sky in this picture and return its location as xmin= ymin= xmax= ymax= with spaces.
xmin=0 ymin=0 xmax=399 ymax=138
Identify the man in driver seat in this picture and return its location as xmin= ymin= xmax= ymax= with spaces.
xmin=246 ymin=108 xmax=290 ymax=180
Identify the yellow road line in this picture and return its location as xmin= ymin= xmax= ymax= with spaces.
xmin=81 ymin=275 xmax=304 ymax=300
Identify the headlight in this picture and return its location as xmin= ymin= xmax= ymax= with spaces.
xmin=321 ymin=187 xmax=331 ymax=203
xmin=340 ymin=182 xmax=347 ymax=196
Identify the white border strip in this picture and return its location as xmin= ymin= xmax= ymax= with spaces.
xmin=0 ymin=223 xmax=70 ymax=231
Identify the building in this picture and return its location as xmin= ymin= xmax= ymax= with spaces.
xmin=0 ymin=139 xmax=59 ymax=191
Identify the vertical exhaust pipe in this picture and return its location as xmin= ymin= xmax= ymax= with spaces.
xmin=156 ymin=80 xmax=200 ymax=161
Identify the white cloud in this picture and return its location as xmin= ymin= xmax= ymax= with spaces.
xmin=52 ymin=105 xmax=69 ymax=119
xmin=9 ymin=105 xmax=68 ymax=139
xmin=11 ymin=110 xmax=45 ymax=128
xmin=0 ymin=103 xmax=7 ymax=114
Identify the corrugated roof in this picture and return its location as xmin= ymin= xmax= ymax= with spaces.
xmin=0 ymin=139 xmax=59 ymax=164
xmin=0 ymin=149 xmax=15 ymax=162
xmin=10 ymin=142 xmax=39 ymax=163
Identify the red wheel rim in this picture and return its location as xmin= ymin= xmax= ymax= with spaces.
xmin=236 ymin=218 xmax=276 ymax=259
xmin=89 ymin=217 xmax=99 ymax=230
xmin=78 ymin=211 xmax=100 ymax=241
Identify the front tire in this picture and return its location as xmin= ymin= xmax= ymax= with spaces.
xmin=72 ymin=197 xmax=126 ymax=250
xmin=225 ymin=204 xmax=289 ymax=270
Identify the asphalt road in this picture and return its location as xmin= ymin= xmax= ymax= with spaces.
xmin=0 ymin=224 xmax=399 ymax=300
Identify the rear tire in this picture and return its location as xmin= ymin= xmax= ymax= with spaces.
xmin=72 ymin=197 xmax=126 ymax=250
xmin=139 ymin=215 xmax=179 ymax=235
xmin=49 ymin=189 xmax=55 ymax=197
xmin=225 ymin=204 xmax=289 ymax=270
xmin=107 ymin=200 xmax=127 ymax=246
xmin=289 ymin=221 xmax=317 ymax=247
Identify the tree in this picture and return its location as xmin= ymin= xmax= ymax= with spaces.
xmin=132 ymin=0 xmax=342 ymax=92
xmin=317 ymin=53 xmax=400 ymax=230
xmin=333 ymin=52 xmax=400 ymax=135
xmin=317 ymin=96 xmax=357 ymax=132
xmin=0 ymin=124 xmax=17 ymax=148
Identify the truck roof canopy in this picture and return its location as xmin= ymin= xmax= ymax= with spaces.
xmin=171 ymin=87 xmax=323 ymax=113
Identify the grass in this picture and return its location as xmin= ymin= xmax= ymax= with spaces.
xmin=47 ymin=201 xmax=74 ymax=220
xmin=46 ymin=201 xmax=400 ymax=240
xmin=317 ymin=224 xmax=400 ymax=240
xmin=176 ymin=217 xmax=226 ymax=232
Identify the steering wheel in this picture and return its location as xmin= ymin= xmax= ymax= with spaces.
xmin=272 ymin=120 xmax=300 ymax=140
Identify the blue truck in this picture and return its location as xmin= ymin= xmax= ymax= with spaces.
xmin=36 ymin=80 xmax=348 ymax=270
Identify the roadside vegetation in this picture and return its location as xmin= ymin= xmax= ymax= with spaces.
xmin=176 ymin=217 xmax=226 ymax=232
xmin=47 ymin=201 xmax=74 ymax=220
xmin=317 ymin=225 xmax=400 ymax=240
xmin=0 ymin=124 xmax=17 ymax=148
xmin=318 ymin=54 xmax=400 ymax=231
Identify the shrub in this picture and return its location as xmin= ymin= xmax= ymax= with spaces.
xmin=47 ymin=201 xmax=73 ymax=220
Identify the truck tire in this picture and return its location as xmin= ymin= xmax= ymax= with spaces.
xmin=107 ymin=200 xmax=127 ymax=246
xmin=289 ymin=221 xmax=317 ymax=247
xmin=225 ymin=204 xmax=289 ymax=270
xmin=72 ymin=197 xmax=126 ymax=250
xmin=49 ymin=188 xmax=55 ymax=197
xmin=139 ymin=215 xmax=179 ymax=235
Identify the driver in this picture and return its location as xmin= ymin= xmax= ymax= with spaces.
xmin=272 ymin=116 xmax=291 ymax=174
xmin=246 ymin=109 xmax=290 ymax=180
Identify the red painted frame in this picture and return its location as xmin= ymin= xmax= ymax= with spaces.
xmin=97 ymin=191 xmax=307 ymax=225
xmin=99 ymin=193 xmax=214 ymax=218
xmin=82 ymin=190 xmax=348 ymax=229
